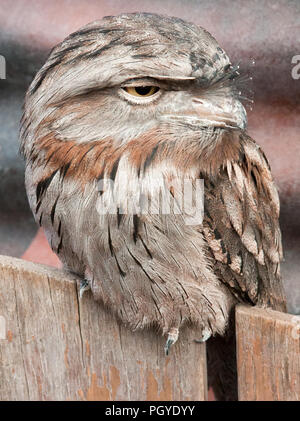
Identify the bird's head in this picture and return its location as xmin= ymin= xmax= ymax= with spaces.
xmin=21 ymin=13 xmax=247 ymax=172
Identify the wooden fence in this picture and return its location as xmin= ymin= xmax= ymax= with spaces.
xmin=0 ymin=254 xmax=299 ymax=401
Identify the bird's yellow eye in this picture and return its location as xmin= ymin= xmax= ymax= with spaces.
xmin=123 ymin=86 xmax=159 ymax=97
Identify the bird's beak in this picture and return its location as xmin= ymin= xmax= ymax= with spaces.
xmin=191 ymin=96 xmax=247 ymax=130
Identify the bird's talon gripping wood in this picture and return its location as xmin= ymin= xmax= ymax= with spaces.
xmin=164 ymin=327 xmax=179 ymax=356
xmin=195 ymin=327 xmax=212 ymax=343
xmin=79 ymin=279 xmax=90 ymax=299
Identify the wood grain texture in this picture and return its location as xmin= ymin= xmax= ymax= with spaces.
xmin=0 ymin=254 xmax=207 ymax=401
xmin=236 ymin=304 xmax=300 ymax=401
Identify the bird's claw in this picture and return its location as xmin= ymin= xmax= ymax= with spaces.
xmin=195 ymin=327 xmax=212 ymax=343
xmin=79 ymin=279 xmax=90 ymax=299
xmin=164 ymin=327 xmax=179 ymax=356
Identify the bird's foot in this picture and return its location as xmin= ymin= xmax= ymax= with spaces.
xmin=164 ymin=327 xmax=179 ymax=356
xmin=79 ymin=279 xmax=90 ymax=299
xmin=195 ymin=327 xmax=212 ymax=343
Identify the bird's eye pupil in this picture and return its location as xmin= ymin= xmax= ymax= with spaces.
xmin=135 ymin=86 xmax=153 ymax=95
xmin=123 ymin=85 xmax=159 ymax=97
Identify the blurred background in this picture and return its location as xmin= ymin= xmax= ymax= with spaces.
xmin=0 ymin=0 xmax=299 ymax=313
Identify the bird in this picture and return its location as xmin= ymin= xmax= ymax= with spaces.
xmin=20 ymin=13 xmax=286 ymax=400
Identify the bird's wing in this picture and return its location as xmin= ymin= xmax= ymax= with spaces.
xmin=202 ymin=134 xmax=286 ymax=311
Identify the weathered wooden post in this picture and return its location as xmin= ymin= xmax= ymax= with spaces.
xmin=236 ymin=304 xmax=300 ymax=401
xmin=0 ymin=255 xmax=207 ymax=401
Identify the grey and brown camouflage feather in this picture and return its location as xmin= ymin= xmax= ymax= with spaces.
xmin=20 ymin=13 xmax=286 ymax=400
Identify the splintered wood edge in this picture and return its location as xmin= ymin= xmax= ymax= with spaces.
xmin=236 ymin=304 xmax=298 ymax=325
xmin=0 ymin=254 xmax=77 ymax=285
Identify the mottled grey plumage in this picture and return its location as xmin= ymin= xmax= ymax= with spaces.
xmin=20 ymin=13 xmax=286 ymax=400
